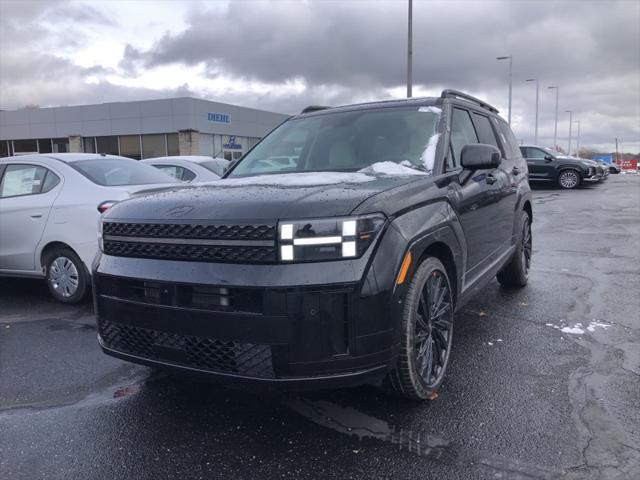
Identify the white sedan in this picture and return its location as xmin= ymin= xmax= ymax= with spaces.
xmin=0 ymin=153 xmax=181 ymax=303
xmin=141 ymin=156 xmax=230 ymax=182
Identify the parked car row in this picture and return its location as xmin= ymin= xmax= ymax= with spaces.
xmin=519 ymin=145 xmax=612 ymax=189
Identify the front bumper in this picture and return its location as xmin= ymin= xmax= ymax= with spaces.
xmin=92 ymin=224 xmax=408 ymax=389
xmin=582 ymin=174 xmax=603 ymax=183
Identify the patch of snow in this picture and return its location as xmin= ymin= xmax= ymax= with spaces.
xmin=487 ymin=342 xmax=494 ymax=346
xmin=418 ymin=106 xmax=442 ymax=114
xmin=420 ymin=133 xmax=441 ymax=172
xmin=220 ymin=172 xmax=375 ymax=186
xmin=359 ymin=161 xmax=427 ymax=176
xmin=561 ymin=326 xmax=585 ymax=335
xmin=586 ymin=320 xmax=610 ymax=332
xmin=497 ymin=338 xmax=503 ymax=342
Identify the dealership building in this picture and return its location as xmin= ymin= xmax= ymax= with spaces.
xmin=0 ymin=98 xmax=290 ymax=161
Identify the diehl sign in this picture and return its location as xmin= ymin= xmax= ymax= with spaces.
xmin=207 ymin=112 xmax=230 ymax=124
xmin=223 ymin=135 xmax=242 ymax=150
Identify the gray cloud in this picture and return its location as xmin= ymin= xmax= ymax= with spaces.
xmin=1 ymin=0 xmax=639 ymax=152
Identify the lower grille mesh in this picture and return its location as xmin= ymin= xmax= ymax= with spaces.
xmin=99 ymin=320 xmax=275 ymax=378
xmin=103 ymin=240 xmax=276 ymax=263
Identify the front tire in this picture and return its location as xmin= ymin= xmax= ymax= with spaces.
xmin=497 ymin=211 xmax=532 ymax=287
xmin=558 ymin=169 xmax=581 ymax=189
xmin=44 ymin=247 xmax=89 ymax=304
xmin=385 ymin=257 xmax=454 ymax=400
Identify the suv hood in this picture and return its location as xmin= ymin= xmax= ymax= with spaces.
xmin=104 ymin=172 xmax=424 ymax=221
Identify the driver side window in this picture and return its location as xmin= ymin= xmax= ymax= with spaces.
xmin=448 ymin=108 xmax=479 ymax=169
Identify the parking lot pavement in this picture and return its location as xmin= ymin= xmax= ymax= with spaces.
xmin=1 ymin=175 xmax=639 ymax=480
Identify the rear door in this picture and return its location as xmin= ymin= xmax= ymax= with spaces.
xmin=447 ymin=107 xmax=504 ymax=280
xmin=0 ymin=163 xmax=61 ymax=272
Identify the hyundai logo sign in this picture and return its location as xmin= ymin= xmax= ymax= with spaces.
xmin=223 ymin=135 xmax=242 ymax=150
xmin=207 ymin=112 xmax=230 ymax=124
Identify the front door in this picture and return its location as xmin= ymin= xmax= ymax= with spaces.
xmin=523 ymin=147 xmax=555 ymax=181
xmin=0 ymin=164 xmax=60 ymax=272
xmin=447 ymin=107 xmax=505 ymax=281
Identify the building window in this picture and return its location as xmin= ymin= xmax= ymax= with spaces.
xmin=12 ymin=139 xmax=38 ymax=155
xmin=167 ymin=133 xmax=179 ymax=156
xmin=38 ymin=139 xmax=53 ymax=153
xmin=141 ymin=134 xmax=167 ymax=159
xmin=120 ymin=135 xmax=141 ymax=160
xmin=96 ymin=136 xmax=119 ymax=155
xmin=52 ymin=138 xmax=69 ymax=153
xmin=83 ymin=137 xmax=96 ymax=153
xmin=1 ymin=141 xmax=10 ymax=157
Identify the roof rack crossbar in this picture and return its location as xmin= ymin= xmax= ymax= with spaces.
xmin=440 ymin=89 xmax=499 ymax=113
xmin=300 ymin=105 xmax=331 ymax=114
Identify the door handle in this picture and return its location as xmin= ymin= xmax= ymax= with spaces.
xmin=512 ymin=166 xmax=520 ymax=175
xmin=30 ymin=214 xmax=43 ymax=218
xmin=486 ymin=174 xmax=497 ymax=185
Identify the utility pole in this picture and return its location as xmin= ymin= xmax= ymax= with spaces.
xmin=615 ymin=137 xmax=619 ymax=164
xmin=574 ymin=120 xmax=581 ymax=157
xmin=565 ymin=110 xmax=573 ymax=155
xmin=497 ymin=56 xmax=513 ymax=124
xmin=526 ymin=79 xmax=539 ymax=144
xmin=407 ymin=0 xmax=413 ymax=98
xmin=548 ymin=86 xmax=559 ymax=148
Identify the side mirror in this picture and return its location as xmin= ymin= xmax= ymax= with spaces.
xmin=544 ymin=155 xmax=554 ymax=162
xmin=460 ymin=144 xmax=502 ymax=170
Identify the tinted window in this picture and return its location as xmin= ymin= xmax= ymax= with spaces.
xmin=52 ymin=138 xmax=69 ymax=153
xmin=0 ymin=164 xmax=47 ymax=198
xmin=96 ymin=136 xmax=119 ymax=155
xmin=84 ymin=137 xmax=96 ymax=153
xmin=0 ymin=141 xmax=8 ymax=157
xmin=41 ymin=170 xmax=61 ymax=192
xmin=493 ymin=118 xmax=521 ymax=159
xmin=229 ymin=107 xmax=441 ymax=177
xmin=120 ymin=135 xmax=141 ymax=160
xmin=12 ymin=139 xmax=38 ymax=154
xmin=472 ymin=113 xmax=500 ymax=149
xmin=450 ymin=108 xmax=479 ymax=167
xmin=38 ymin=139 xmax=53 ymax=154
xmin=154 ymin=165 xmax=196 ymax=182
xmin=72 ymin=158 xmax=174 ymax=186
xmin=166 ymin=134 xmax=179 ymax=156
xmin=142 ymin=134 xmax=167 ymax=159
xmin=522 ymin=147 xmax=546 ymax=159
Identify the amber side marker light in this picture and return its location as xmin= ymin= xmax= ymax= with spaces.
xmin=396 ymin=251 xmax=412 ymax=285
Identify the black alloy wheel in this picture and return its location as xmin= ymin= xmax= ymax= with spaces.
xmin=386 ymin=257 xmax=454 ymax=400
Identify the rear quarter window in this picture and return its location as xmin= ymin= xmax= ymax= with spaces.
xmin=492 ymin=117 xmax=521 ymax=159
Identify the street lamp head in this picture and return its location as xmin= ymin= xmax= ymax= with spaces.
xmin=565 ymin=110 xmax=572 ymax=113
xmin=548 ymin=85 xmax=558 ymax=90
xmin=526 ymin=78 xmax=536 ymax=82
xmin=496 ymin=56 xmax=511 ymax=60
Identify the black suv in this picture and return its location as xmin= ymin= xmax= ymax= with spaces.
xmin=520 ymin=145 xmax=603 ymax=189
xmin=94 ymin=90 xmax=532 ymax=400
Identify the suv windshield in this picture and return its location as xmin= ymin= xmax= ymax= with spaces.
xmin=228 ymin=106 xmax=441 ymax=177
xmin=72 ymin=158 xmax=174 ymax=186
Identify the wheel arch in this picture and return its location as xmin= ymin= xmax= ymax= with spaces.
xmin=39 ymin=241 xmax=77 ymax=272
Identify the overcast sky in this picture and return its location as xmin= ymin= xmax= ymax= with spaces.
xmin=1 ymin=0 xmax=639 ymax=152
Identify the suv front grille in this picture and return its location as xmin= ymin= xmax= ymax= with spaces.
xmin=103 ymin=222 xmax=276 ymax=241
xmin=103 ymin=240 xmax=276 ymax=263
xmin=99 ymin=320 xmax=275 ymax=378
xmin=102 ymin=221 xmax=277 ymax=263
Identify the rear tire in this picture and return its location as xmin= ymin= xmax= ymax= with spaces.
xmin=497 ymin=211 xmax=532 ymax=288
xmin=385 ymin=257 xmax=454 ymax=401
xmin=558 ymin=169 xmax=581 ymax=189
xmin=44 ymin=247 xmax=89 ymax=304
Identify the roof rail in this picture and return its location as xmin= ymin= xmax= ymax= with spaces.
xmin=300 ymin=105 xmax=331 ymax=114
xmin=440 ymin=89 xmax=499 ymax=114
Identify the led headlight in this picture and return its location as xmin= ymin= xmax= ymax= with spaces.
xmin=278 ymin=214 xmax=385 ymax=262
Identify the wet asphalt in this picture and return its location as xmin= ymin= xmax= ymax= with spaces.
xmin=1 ymin=174 xmax=639 ymax=480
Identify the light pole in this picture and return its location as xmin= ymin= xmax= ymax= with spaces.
xmin=526 ymin=78 xmax=539 ymax=144
xmin=548 ymin=86 xmax=559 ymax=149
xmin=497 ymin=56 xmax=513 ymax=124
xmin=574 ymin=120 xmax=581 ymax=157
xmin=407 ymin=0 xmax=413 ymax=98
xmin=565 ymin=110 xmax=573 ymax=155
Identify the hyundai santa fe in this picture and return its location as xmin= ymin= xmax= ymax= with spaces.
xmin=94 ymin=90 xmax=533 ymax=400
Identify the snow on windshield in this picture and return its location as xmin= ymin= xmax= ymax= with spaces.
xmin=220 ymin=172 xmax=376 ymax=186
